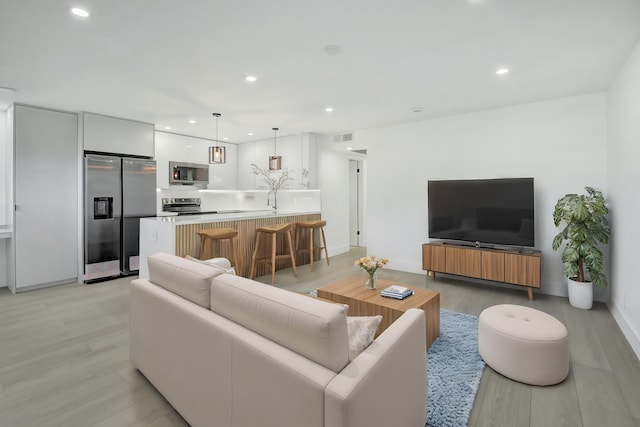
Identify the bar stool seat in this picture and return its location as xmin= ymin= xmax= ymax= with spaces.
xmin=250 ymin=223 xmax=298 ymax=285
xmin=295 ymin=220 xmax=329 ymax=272
xmin=197 ymin=228 xmax=240 ymax=273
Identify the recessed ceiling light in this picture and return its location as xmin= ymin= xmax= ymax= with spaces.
xmin=245 ymin=76 xmax=257 ymax=82
xmin=325 ymin=107 xmax=334 ymax=112
xmin=188 ymin=119 xmax=196 ymax=124
xmin=223 ymin=137 xmax=229 ymax=140
xmin=164 ymin=126 xmax=171 ymax=130
xmin=496 ymin=68 xmax=510 ymax=75
xmin=71 ymin=7 xmax=90 ymax=18
xmin=324 ymin=45 xmax=341 ymax=55
xmin=0 ymin=86 xmax=17 ymax=92
xmin=346 ymin=147 xmax=353 ymax=151
xmin=248 ymin=132 xmax=254 ymax=136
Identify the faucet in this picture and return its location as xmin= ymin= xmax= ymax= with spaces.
xmin=267 ymin=190 xmax=277 ymax=211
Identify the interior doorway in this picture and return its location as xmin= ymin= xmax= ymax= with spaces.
xmin=349 ymin=159 xmax=362 ymax=247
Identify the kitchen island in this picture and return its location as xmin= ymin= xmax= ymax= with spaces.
xmin=139 ymin=210 xmax=322 ymax=278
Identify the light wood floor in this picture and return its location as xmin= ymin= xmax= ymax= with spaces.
xmin=0 ymin=247 xmax=639 ymax=426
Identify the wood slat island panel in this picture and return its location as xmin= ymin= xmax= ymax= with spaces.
xmin=175 ymin=213 xmax=321 ymax=277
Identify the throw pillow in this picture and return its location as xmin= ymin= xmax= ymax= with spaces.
xmin=185 ymin=255 xmax=236 ymax=275
xmin=347 ymin=315 xmax=382 ymax=361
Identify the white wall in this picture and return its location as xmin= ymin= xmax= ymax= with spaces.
xmin=607 ymin=39 xmax=640 ymax=358
xmin=316 ymin=135 xmax=364 ymax=257
xmin=357 ymin=93 xmax=608 ymax=299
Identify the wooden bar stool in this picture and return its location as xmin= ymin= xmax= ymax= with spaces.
xmin=197 ymin=228 xmax=240 ymax=273
xmin=294 ymin=220 xmax=330 ymax=272
xmin=250 ymin=223 xmax=298 ymax=285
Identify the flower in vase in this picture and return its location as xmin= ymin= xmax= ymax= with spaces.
xmin=355 ymin=256 xmax=389 ymax=275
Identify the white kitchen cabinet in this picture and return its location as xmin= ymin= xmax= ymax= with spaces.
xmin=83 ymin=112 xmax=154 ymax=157
xmin=10 ymin=104 xmax=79 ymax=291
xmin=237 ymin=142 xmax=256 ymax=189
xmin=249 ymin=133 xmax=304 ymax=189
xmin=154 ymin=131 xmax=236 ymax=189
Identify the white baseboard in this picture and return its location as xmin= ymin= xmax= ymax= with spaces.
xmin=328 ymin=245 xmax=351 ymax=257
xmin=609 ymin=302 xmax=640 ymax=361
xmin=388 ymin=261 xmax=425 ymax=275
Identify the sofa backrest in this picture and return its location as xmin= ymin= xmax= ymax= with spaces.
xmin=210 ymin=274 xmax=350 ymax=373
xmin=147 ymin=252 xmax=228 ymax=308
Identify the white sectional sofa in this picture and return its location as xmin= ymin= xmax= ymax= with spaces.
xmin=130 ymin=252 xmax=427 ymax=427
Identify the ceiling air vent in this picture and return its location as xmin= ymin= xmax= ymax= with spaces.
xmin=333 ymin=132 xmax=354 ymax=143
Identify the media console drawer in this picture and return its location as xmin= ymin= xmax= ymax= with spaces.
xmin=422 ymin=243 xmax=541 ymax=300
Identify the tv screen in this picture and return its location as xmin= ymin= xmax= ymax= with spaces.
xmin=428 ymin=178 xmax=535 ymax=247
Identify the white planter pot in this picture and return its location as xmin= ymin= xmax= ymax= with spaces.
xmin=567 ymin=277 xmax=593 ymax=309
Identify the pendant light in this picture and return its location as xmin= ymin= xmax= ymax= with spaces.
xmin=269 ymin=127 xmax=282 ymax=170
xmin=209 ymin=113 xmax=226 ymax=164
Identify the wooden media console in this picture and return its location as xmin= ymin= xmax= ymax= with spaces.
xmin=422 ymin=242 xmax=541 ymax=300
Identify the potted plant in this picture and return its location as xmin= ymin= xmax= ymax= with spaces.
xmin=552 ymin=187 xmax=610 ymax=309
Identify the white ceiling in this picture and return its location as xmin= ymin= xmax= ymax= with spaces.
xmin=1 ymin=0 xmax=640 ymax=144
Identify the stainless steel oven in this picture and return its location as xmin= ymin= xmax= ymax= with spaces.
xmin=162 ymin=198 xmax=202 ymax=214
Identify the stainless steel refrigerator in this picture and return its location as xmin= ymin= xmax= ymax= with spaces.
xmin=84 ymin=154 xmax=157 ymax=282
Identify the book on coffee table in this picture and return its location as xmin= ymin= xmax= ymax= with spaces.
xmin=381 ymin=285 xmax=414 ymax=300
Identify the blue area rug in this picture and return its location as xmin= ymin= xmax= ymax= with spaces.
xmin=427 ymin=310 xmax=485 ymax=427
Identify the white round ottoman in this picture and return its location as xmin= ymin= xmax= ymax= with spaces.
xmin=478 ymin=304 xmax=569 ymax=386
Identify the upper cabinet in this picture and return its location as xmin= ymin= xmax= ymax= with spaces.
xmin=237 ymin=132 xmax=317 ymax=190
xmin=83 ymin=112 xmax=154 ymax=157
xmin=154 ymin=131 xmax=237 ymax=189
xmin=154 ymin=130 xmax=318 ymax=191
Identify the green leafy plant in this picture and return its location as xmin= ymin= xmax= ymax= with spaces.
xmin=552 ymin=187 xmax=610 ymax=288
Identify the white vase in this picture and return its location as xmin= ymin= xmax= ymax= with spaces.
xmin=567 ymin=277 xmax=593 ymax=309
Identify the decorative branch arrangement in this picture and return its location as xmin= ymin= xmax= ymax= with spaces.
xmin=250 ymin=163 xmax=294 ymax=191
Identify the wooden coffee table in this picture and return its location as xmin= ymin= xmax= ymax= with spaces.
xmin=317 ymin=277 xmax=440 ymax=349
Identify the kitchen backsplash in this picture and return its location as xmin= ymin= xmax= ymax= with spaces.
xmin=156 ymin=188 xmax=321 ymax=214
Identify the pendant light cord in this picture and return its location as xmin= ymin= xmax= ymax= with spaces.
xmin=213 ymin=113 xmax=222 ymax=147
xmin=273 ymin=127 xmax=279 ymax=156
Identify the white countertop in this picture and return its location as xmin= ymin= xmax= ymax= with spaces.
xmin=144 ymin=210 xmax=321 ymax=225
xmin=0 ymin=225 xmax=13 ymax=239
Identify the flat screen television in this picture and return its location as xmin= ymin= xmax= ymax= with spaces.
xmin=427 ymin=178 xmax=535 ymax=248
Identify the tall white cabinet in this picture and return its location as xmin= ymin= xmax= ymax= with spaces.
xmin=9 ymin=104 xmax=79 ymax=292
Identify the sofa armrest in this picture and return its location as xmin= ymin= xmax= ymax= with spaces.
xmin=324 ymin=308 xmax=427 ymax=427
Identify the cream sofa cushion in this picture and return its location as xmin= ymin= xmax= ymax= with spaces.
xmin=210 ymin=274 xmax=350 ymax=372
xmin=184 ymin=255 xmax=236 ymax=275
xmin=147 ymin=252 xmax=226 ymax=308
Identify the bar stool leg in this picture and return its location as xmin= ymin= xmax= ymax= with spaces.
xmin=250 ymin=233 xmax=261 ymax=279
xmin=287 ymin=229 xmax=298 ymax=277
xmin=320 ymin=226 xmax=330 ymax=266
xmin=229 ymin=238 xmax=240 ymax=276
xmin=309 ymin=227 xmax=315 ymax=272
xmin=295 ymin=226 xmax=306 ymax=265
xmin=200 ymin=236 xmax=213 ymax=259
xmin=270 ymin=233 xmax=277 ymax=285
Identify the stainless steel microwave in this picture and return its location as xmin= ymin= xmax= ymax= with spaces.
xmin=169 ymin=161 xmax=209 ymax=186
